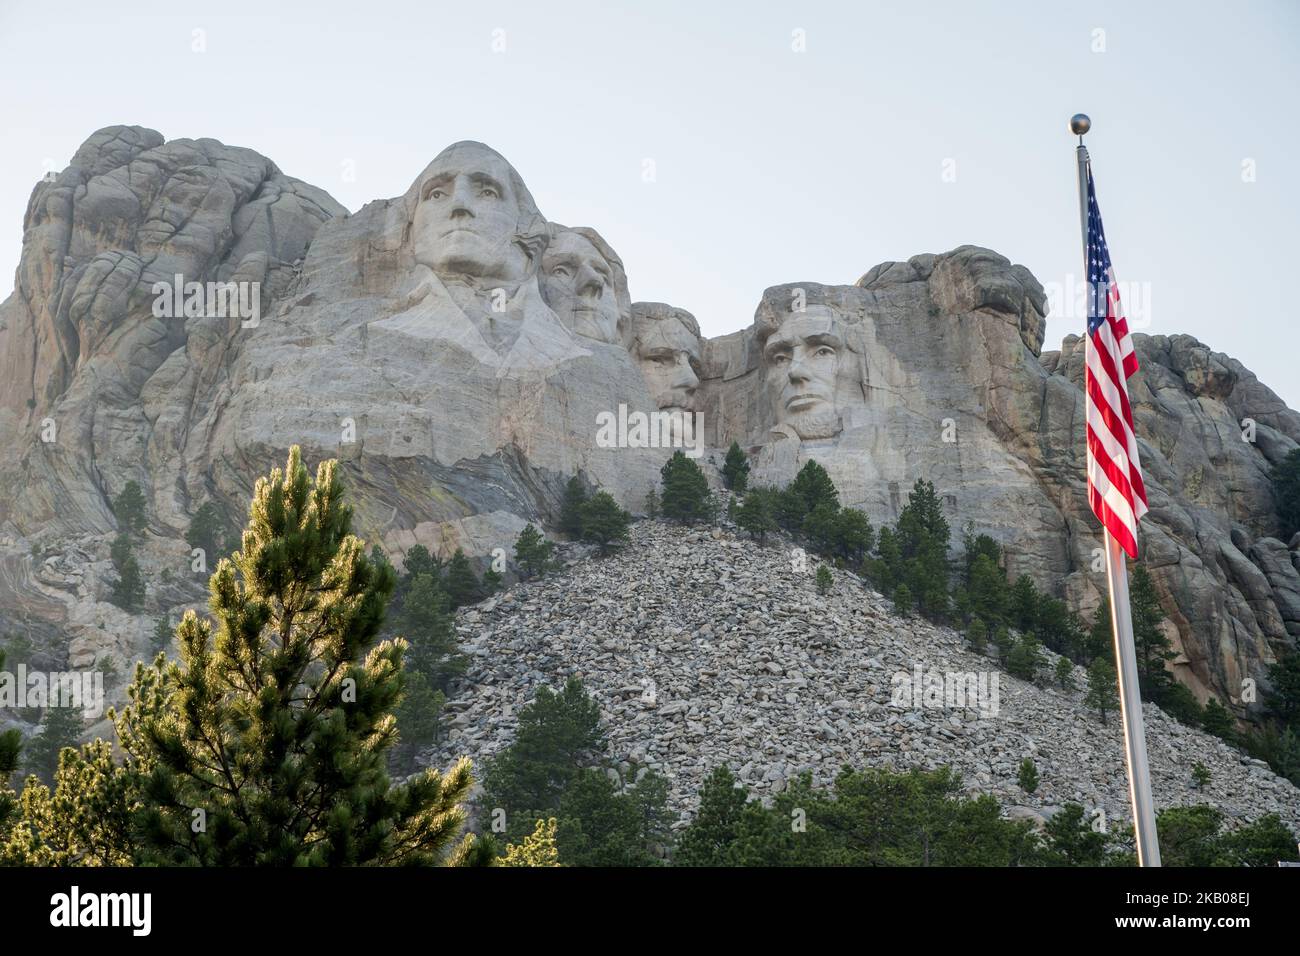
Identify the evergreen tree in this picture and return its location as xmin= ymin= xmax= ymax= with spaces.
xmin=554 ymin=768 xmax=669 ymax=867
xmin=1041 ymin=803 xmax=1113 ymax=866
xmin=1017 ymin=758 xmax=1039 ymax=794
xmin=13 ymin=446 xmax=485 ymax=866
xmin=151 ymin=616 xmax=172 ymax=654
xmin=1191 ymin=762 xmax=1211 ymax=790
xmin=960 ymin=527 xmax=1002 ymax=582
xmin=185 ymin=502 xmax=229 ymax=565
xmin=735 ymin=489 xmax=778 ymax=545
xmin=108 ymin=533 xmax=145 ymax=612
xmin=482 ymin=566 xmax=503 ymax=594
xmin=1086 ymin=656 xmax=1119 ymax=724
xmin=992 ymin=625 xmax=1015 ymax=666
xmin=674 ymin=767 xmax=754 ymax=866
xmin=815 ymin=564 xmax=832 ymax=595
xmin=403 ymin=544 xmax=442 ymax=585
xmin=802 ymin=501 xmax=841 ymax=558
xmin=392 ymin=673 xmax=446 ymax=776
xmin=1054 ymin=656 xmax=1075 ymax=691
xmin=24 ymin=705 xmax=83 ymax=784
xmin=1008 ymin=574 xmax=1039 ymax=633
xmin=893 ymin=479 xmax=951 ymax=619
xmin=966 ymin=618 xmax=988 ymax=654
xmin=1007 ymin=634 xmax=1045 ymax=682
xmin=659 ymin=452 xmax=712 ymax=525
xmin=644 ymin=487 xmax=660 ymax=519
xmin=580 ymin=491 xmax=631 ymax=555
xmin=501 ymin=817 xmax=561 ymax=867
xmin=721 ymin=441 xmax=750 ymax=494
xmin=444 ymin=549 xmax=482 ymax=608
xmin=1130 ymin=565 xmax=1175 ymax=701
xmin=1266 ymin=650 xmax=1300 ymax=727
xmin=785 ymin=460 xmax=839 ymax=525
xmin=559 ymin=476 xmax=589 ymax=537
xmin=1087 ymin=599 xmax=1114 ymax=663
xmin=1271 ymin=448 xmax=1300 ymax=539
xmin=1159 ymin=683 xmax=1203 ymax=727
xmin=892 ymin=583 xmax=914 ymax=617
xmin=967 ymin=554 xmax=1009 ymax=629
xmin=1200 ymin=698 xmax=1237 ymax=743
xmin=401 ymin=572 xmax=466 ymax=691
xmin=513 ymin=524 xmax=556 ymax=580
xmin=112 ymin=480 xmax=147 ymax=535
xmin=834 ymin=508 xmax=875 ymax=566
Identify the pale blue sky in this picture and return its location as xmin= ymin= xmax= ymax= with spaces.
xmin=2 ymin=0 xmax=1296 ymax=405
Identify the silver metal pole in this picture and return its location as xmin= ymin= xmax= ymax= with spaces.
xmin=1071 ymin=114 xmax=1162 ymax=866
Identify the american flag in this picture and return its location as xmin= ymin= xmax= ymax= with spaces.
xmin=1084 ymin=165 xmax=1147 ymax=559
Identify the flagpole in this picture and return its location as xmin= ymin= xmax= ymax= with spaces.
xmin=1071 ymin=113 xmax=1162 ymax=867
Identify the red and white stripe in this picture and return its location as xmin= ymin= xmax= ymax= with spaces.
xmin=1086 ymin=267 xmax=1148 ymax=559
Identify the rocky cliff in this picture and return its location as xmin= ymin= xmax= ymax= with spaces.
xmin=0 ymin=126 xmax=1296 ymax=727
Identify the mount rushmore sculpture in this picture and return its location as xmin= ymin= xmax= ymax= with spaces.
xmin=0 ymin=126 xmax=1297 ymax=725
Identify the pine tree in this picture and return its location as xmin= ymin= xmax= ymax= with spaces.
xmin=1087 ymin=599 xmax=1113 ymax=663
xmin=893 ymin=583 xmax=914 ymax=617
xmin=1086 ymin=656 xmax=1119 ymax=725
xmin=392 ymin=672 xmax=446 ymax=775
xmin=501 ymin=817 xmax=562 ymax=867
xmin=1008 ymin=574 xmax=1039 ymax=633
xmin=1266 ymin=650 xmax=1300 ymax=727
xmin=721 ymin=441 xmax=750 ymax=494
xmin=24 ymin=705 xmax=84 ymax=784
xmin=1191 ymin=762 xmax=1211 ymax=790
xmin=735 ymin=489 xmax=778 ymax=545
xmin=815 ymin=564 xmax=832 ymax=595
xmin=966 ymin=618 xmax=988 ymax=653
xmin=151 ymin=616 xmax=172 ymax=654
xmin=1271 ymin=448 xmax=1300 ymax=539
xmin=834 ymin=508 xmax=875 ymax=566
xmin=185 ymin=501 xmax=229 ymax=565
xmin=401 ymin=572 xmax=466 ymax=691
xmin=894 ymin=479 xmax=951 ymax=619
xmin=482 ymin=566 xmax=503 ymax=594
xmin=112 ymin=480 xmax=147 ymax=535
xmin=644 ymin=487 xmax=660 ymax=519
xmin=28 ymin=446 xmax=486 ymax=866
xmin=967 ymin=554 xmax=1009 ymax=628
xmin=1007 ymin=634 xmax=1045 ymax=682
xmin=1054 ymin=656 xmax=1075 ymax=690
xmin=580 ymin=491 xmax=631 ymax=555
xmin=560 ymin=476 xmax=589 ymax=537
xmin=659 ymin=451 xmax=711 ymax=525
xmin=513 ymin=524 xmax=556 ymax=579
xmin=1017 ymin=758 xmax=1038 ymax=794
xmin=444 ymin=548 xmax=482 ymax=608
xmin=1200 ymin=698 xmax=1237 ymax=743
xmin=108 ymin=533 xmax=146 ymax=612
xmin=1129 ymin=565 xmax=1175 ymax=701
xmin=674 ymin=766 xmax=753 ymax=866
xmin=402 ymin=544 xmax=442 ymax=585
xmin=802 ymin=501 xmax=840 ymax=558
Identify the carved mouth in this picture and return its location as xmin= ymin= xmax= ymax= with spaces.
xmin=785 ymin=393 xmax=827 ymax=411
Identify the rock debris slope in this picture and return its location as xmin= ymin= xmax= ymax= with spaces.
xmin=433 ymin=522 xmax=1300 ymax=834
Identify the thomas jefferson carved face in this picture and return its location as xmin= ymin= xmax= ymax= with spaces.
xmin=541 ymin=230 xmax=622 ymax=343
xmin=762 ymin=306 xmax=845 ymax=440
xmin=629 ymin=308 xmax=702 ymax=413
xmin=411 ymin=143 xmax=533 ymax=283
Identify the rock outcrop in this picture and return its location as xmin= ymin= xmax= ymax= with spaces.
xmin=0 ymin=126 xmax=1296 ymax=728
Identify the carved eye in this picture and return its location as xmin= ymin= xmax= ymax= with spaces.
xmin=426 ymin=186 xmax=446 ymax=200
xmin=771 ymin=353 xmax=790 ymax=365
xmin=815 ymin=346 xmax=835 ymax=358
xmin=550 ymin=266 xmax=571 ymax=278
xmin=479 ymin=186 xmax=500 ymax=199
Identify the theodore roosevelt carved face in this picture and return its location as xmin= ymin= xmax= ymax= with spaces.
xmin=626 ymin=305 xmax=702 ymax=413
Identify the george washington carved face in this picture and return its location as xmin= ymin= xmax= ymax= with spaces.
xmin=410 ymin=142 xmax=543 ymax=284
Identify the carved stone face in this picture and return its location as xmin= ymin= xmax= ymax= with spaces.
xmin=411 ymin=143 xmax=530 ymax=283
xmin=631 ymin=312 xmax=702 ymax=413
xmin=762 ymin=307 xmax=844 ymax=440
xmin=541 ymin=231 xmax=621 ymax=343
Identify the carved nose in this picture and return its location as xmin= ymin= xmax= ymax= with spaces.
xmin=449 ymin=178 xmax=475 ymax=217
xmin=673 ymin=356 xmax=699 ymax=390
xmin=788 ymin=357 xmax=810 ymax=383
xmin=576 ymin=265 xmax=605 ymax=299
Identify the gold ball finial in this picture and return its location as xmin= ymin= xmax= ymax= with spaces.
xmin=1070 ymin=113 xmax=1091 ymax=136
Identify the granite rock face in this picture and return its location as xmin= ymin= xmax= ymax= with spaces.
xmin=0 ymin=128 xmax=1296 ymax=726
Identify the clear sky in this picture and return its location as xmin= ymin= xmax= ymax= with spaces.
xmin=2 ymin=0 xmax=1296 ymax=405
